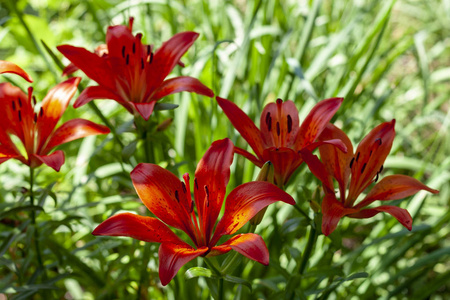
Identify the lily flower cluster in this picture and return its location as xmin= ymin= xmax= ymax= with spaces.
xmin=1 ymin=16 xmax=438 ymax=288
xmin=0 ymin=61 xmax=109 ymax=171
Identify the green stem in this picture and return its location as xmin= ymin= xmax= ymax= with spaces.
xmin=29 ymin=167 xmax=44 ymax=270
xmin=87 ymin=101 xmax=124 ymax=148
xmin=218 ymin=277 xmax=224 ymax=300
xmin=204 ymin=258 xmax=224 ymax=300
xmin=299 ymin=225 xmax=317 ymax=274
xmin=293 ymin=204 xmax=312 ymax=222
xmin=136 ymin=243 xmax=151 ymax=300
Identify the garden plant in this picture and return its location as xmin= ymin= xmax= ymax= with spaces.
xmin=0 ymin=0 xmax=448 ymax=299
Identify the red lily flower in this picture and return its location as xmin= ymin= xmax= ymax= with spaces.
xmin=0 ymin=77 xmax=110 ymax=171
xmin=57 ymin=17 xmax=214 ymax=120
xmin=0 ymin=60 xmax=33 ymax=82
xmin=93 ymin=138 xmax=295 ymax=285
xmin=300 ymin=120 xmax=439 ymax=235
xmin=216 ymin=97 xmax=346 ymax=186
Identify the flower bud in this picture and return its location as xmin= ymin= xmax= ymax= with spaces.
xmin=250 ymin=161 xmax=275 ymax=225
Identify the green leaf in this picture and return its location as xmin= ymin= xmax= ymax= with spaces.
xmin=154 ymin=102 xmax=179 ymax=111
xmin=184 ymin=267 xmax=215 ymax=280
xmin=224 ymin=275 xmax=252 ymax=291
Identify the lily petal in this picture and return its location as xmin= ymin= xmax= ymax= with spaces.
xmin=105 ymin=24 xmax=135 ymax=59
xmin=43 ymin=118 xmax=110 ymax=153
xmin=348 ymin=205 xmax=413 ymax=231
xmin=318 ymin=124 xmax=354 ymax=200
xmin=295 ymin=97 xmax=343 ymax=150
xmin=260 ymin=99 xmax=299 ymax=148
xmin=216 ymin=96 xmax=265 ymax=159
xmin=152 ymin=76 xmax=214 ymax=100
xmin=262 ymin=147 xmax=302 ymax=186
xmin=194 ymin=138 xmax=234 ymax=243
xmin=321 ymin=193 xmax=358 ymax=236
xmin=131 ymin=102 xmax=156 ymax=121
xmin=234 ymin=147 xmax=263 ymax=167
xmin=74 ymin=85 xmax=123 ymax=108
xmin=130 ymin=163 xmax=197 ymax=242
xmin=37 ymin=77 xmax=81 ymax=151
xmin=356 ymin=174 xmax=439 ymax=209
xmin=158 ymin=243 xmax=208 ymax=286
xmin=34 ymin=150 xmax=65 ymax=171
xmin=61 ymin=63 xmax=79 ymax=77
xmin=92 ymin=212 xmax=183 ymax=244
xmin=299 ymin=149 xmax=334 ymax=193
xmin=151 ymin=32 xmax=199 ymax=87
xmin=57 ymin=45 xmax=114 ymax=88
xmin=220 ymin=233 xmax=269 ymax=265
xmin=0 ymin=145 xmax=21 ymax=163
xmin=0 ymin=60 xmax=33 ymax=82
xmin=348 ymin=120 xmax=396 ymax=201
xmin=211 ymin=181 xmax=295 ymax=245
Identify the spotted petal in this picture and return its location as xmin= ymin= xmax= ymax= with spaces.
xmin=348 ymin=205 xmax=413 ymax=231
xmin=130 ymin=163 xmax=197 ymax=243
xmin=158 ymin=242 xmax=208 ymax=286
xmin=36 ymin=77 xmax=81 ymax=151
xmin=92 ymin=212 xmax=183 ymax=244
xmin=211 ymin=181 xmax=295 ymax=245
xmin=295 ymin=97 xmax=343 ymax=150
xmin=355 ymin=175 xmax=439 ymax=209
xmin=209 ymin=233 xmax=269 ymax=265
xmin=194 ymin=138 xmax=234 ymax=243
xmin=42 ymin=118 xmax=110 ymax=153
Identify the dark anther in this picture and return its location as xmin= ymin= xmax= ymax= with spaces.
xmin=265 ymin=112 xmax=272 ymax=131
xmin=132 ymin=42 xmax=136 ymax=54
xmin=356 ymin=152 xmax=360 ymax=162
xmin=375 ymin=138 xmax=382 ymax=145
xmin=18 ymin=111 xmax=22 ymax=122
xmin=287 ymin=115 xmax=293 ymax=133
xmin=204 ymin=185 xmax=209 ymax=197
xmin=12 ymin=101 xmax=16 ymax=111
xmin=276 ymin=122 xmax=281 ymax=136
xmin=141 ymin=58 xmax=144 ymax=70
xmin=374 ymin=172 xmax=379 ymax=182
xmin=40 ymin=107 xmax=44 ymax=117
xmin=182 ymin=182 xmax=187 ymax=193
xmin=276 ymin=98 xmax=282 ymax=105
xmin=369 ymin=150 xmax=372 ymax=157
xmin=126 ymin=54 xmax=130 ymax=65
xmin=175 ymin=190 xmax=180 ymax=202
xmin=379 ymin=165 xmax=383 ymax=173
xmin=147 ymin=45 xmax=151 ymax=56
xmin=34 ymin=113 xmax=37 ymax=123
xmin=122 ymin=46 xmax=126 ymax=58
xmin=136 ymin=33 xmax=142 ymax=40
xmin=350 ymin=157 xmax=355 ymax=168
xmin=194 ymin=178 xmax=198 ymax=190
xmin=18 ymin=98 xmax=22 ymax=107
xmin=33 ymin=96 xmax=37 ymax=106
xmin=361 ymin=163 xmax=366 ymax=174
xmin=149 ymin=52 xmax=153 ymax=64
xmin=189 ymin=201 xmax=194 ymax=213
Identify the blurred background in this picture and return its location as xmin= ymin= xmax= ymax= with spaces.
xmin=0 ymin=0 xmax=448 ymax=299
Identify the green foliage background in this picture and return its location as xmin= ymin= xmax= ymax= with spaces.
xmin=0 ymin=0 xmax=448 ymax=299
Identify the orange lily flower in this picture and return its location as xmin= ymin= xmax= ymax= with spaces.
xmin=0 ymin=76 xmax=110 ymax=171
xmin=57 ymin=17 xmax=214 ymax=120
xmin=300 ymin=120 xmax=439 ymax=235
xmin=216 ymin=97 xmax=346 ymax=186
xmin=93 ymin=138 xmax=295 ymax=285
